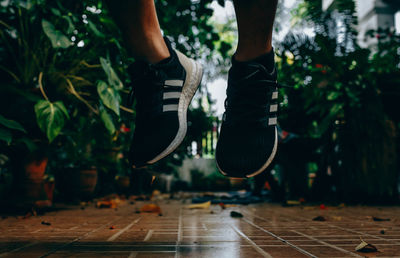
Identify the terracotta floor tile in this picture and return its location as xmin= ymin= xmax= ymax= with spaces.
xmin=1 ymin=199 xmax=400 ymax=257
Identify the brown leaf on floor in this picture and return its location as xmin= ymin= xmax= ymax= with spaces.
xmin=188 ymin=201 xmax=211 ymax=209
xmin=332 ymin=216 xmax=342 ymax=221
xmin=140 ymin=204 xmax=162 ymax=214
xmin=96 ymin=197 xmax=123 ymax=209
xmin=96 ymin=200 xmax=117 ymax=209
xmin=355 ymin=239 xmax=378 ymax=253
xmin=225 ymin=204 xmax=238 ymax=208
xmin=312 ymin=216 xmax=326 ymax=221
xmin=303 ymin=206 xmax=317 ymax=210
xmin=230 ymin=211 xmax=243 ymax=218
xmin=41 ymin=221 xmax=51 ymax=226
xmin=286 ymin=200 xmax=301 ymax=205
xmin=372 ymin=216 xmax=390 ymax=221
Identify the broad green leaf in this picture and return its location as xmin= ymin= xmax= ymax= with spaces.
xmin=100 ymin=109 xmax=116 ymax=135
xmin=88 ymin=20 xmax=105 ymax=38
xmin=42 ymin=19 xmax=72 ymax=48
xmin=327 ymin=91 xmax=340 ymax=101
xmin=0 ymin=114 xmax=26 ymax=133
xmin=62 ymin=15 xmax=75 ymax=34
xmin=16 ymin=137 xmax=38 ymax=152
xmin=97 ymin=80 xmax=120 ymax=116
xmin=34 ymin=100 xmax=69 ymax=142
xmin=54 ymin=101 xmax=70 ymax=119
xmin=0 ymin=128 xmax=12 ymax=145
xmin=50 ymin=8 xmax=61 ymax=16
xmin=100 ymin=57 xmax=123 ymax=90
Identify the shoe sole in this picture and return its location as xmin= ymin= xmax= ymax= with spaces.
xmin=146 ymin=51 xmax=203 ymax=165
xmin=216 ymin=127 xmax=278 ymax=178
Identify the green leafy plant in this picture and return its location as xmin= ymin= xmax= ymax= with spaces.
xmin=276 ymin=1 xmax=400 ymax=202
xmin=34 ymin=100 xmax=69 ymax=142
xmin=0 ymin=114 xmax=26 ymax=145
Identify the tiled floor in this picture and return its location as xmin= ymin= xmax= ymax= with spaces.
xmin=1 ymin=199 xmax=400 ymax=257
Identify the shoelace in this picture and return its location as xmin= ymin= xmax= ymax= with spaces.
xmin=223 ymin=63 xmax=288 ymax=126
xmin=128 ymin=63 xmax=164 ymax=121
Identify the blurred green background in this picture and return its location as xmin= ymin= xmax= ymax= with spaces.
xmin=0 ymin=0 xmax=399 ymax=207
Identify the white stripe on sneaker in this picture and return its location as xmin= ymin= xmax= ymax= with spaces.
xmin=269 ymin=104 xmax=278 ymax=112
xmin=165 ymin=80 xmax=184 ymax=87
xmin=268 ymin=117 xmax=277 ymax=125
xmin=163 ymin=104 xmax=179 ymax=112
xmin=163 ymin=92 xmax=181 ymax=100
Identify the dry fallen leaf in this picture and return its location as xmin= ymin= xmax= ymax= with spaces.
xmin=188 ymin=201 xmax=211 ymax=209
xmin=140 ymin=204 xmax=162 ymax=214
xmin=355 ymin=239 xmax=378 ymax=253
xmin=332 ymin=216 xmax=342 ymax=221
xmin=96 ymin=200 xmax=117 ymax=209
xmin=225 ymin=204 xmax=238 ymax=208
xmin=286 ymin=200 xmax=301 ymax=205
xmin=96 ymin=198 xmax=123 ymax=209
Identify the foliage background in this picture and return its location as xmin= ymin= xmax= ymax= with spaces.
xmin=0 ymin=0 xmax=399 ymax=203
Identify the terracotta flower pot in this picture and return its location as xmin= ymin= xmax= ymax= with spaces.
xmin=78 ymin=169 xmax=98 ymax=198
xmin=22 ymin=158 xmax=48 ymax=200
xmin=44 ymin=180 xmax=55 ymax=202
xmin=56 ymin=167 xmax=98 ymax=201
xmin=115 ymin=176 xmax=130 ymax=194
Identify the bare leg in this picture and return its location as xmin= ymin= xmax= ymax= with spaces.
xmin=105 ymin=0 xmax=169 ymax=64
xmin=233 ymin=0 xmax=278 ymax=61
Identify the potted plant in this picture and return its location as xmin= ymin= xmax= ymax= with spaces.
xmin=1 ymin=1 xmax=132 ymax=203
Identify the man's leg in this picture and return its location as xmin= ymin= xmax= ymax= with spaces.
xmin=105 ymin=0 xmax=169 ymax=63
xmin=216 ymin=0 xmax=279 ymax=178
xmin=106 ymin=0 xmax=203 ymax=168
xmin=233 ymin=0 xmax=278 ymax=62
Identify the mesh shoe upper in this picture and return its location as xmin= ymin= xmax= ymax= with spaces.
xmin=216 ymin=56 xmax=279 ymax=178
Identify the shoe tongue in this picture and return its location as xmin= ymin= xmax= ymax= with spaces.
xmin=231 ymin=50 xmax=276 ymax=81
xmin=251 ymin=50 xmax=275 ymax=71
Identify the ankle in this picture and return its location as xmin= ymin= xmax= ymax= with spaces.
xmin=127 ymin=36 xmax=170 ymax=64
xmin=234 ymin=45 xmax=273 ymax=62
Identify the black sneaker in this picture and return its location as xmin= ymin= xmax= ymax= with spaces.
xmin=216 ymin=53 xmax=279 ymax=178
xmin=128 ymin=37 xmax=203 ymax=168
